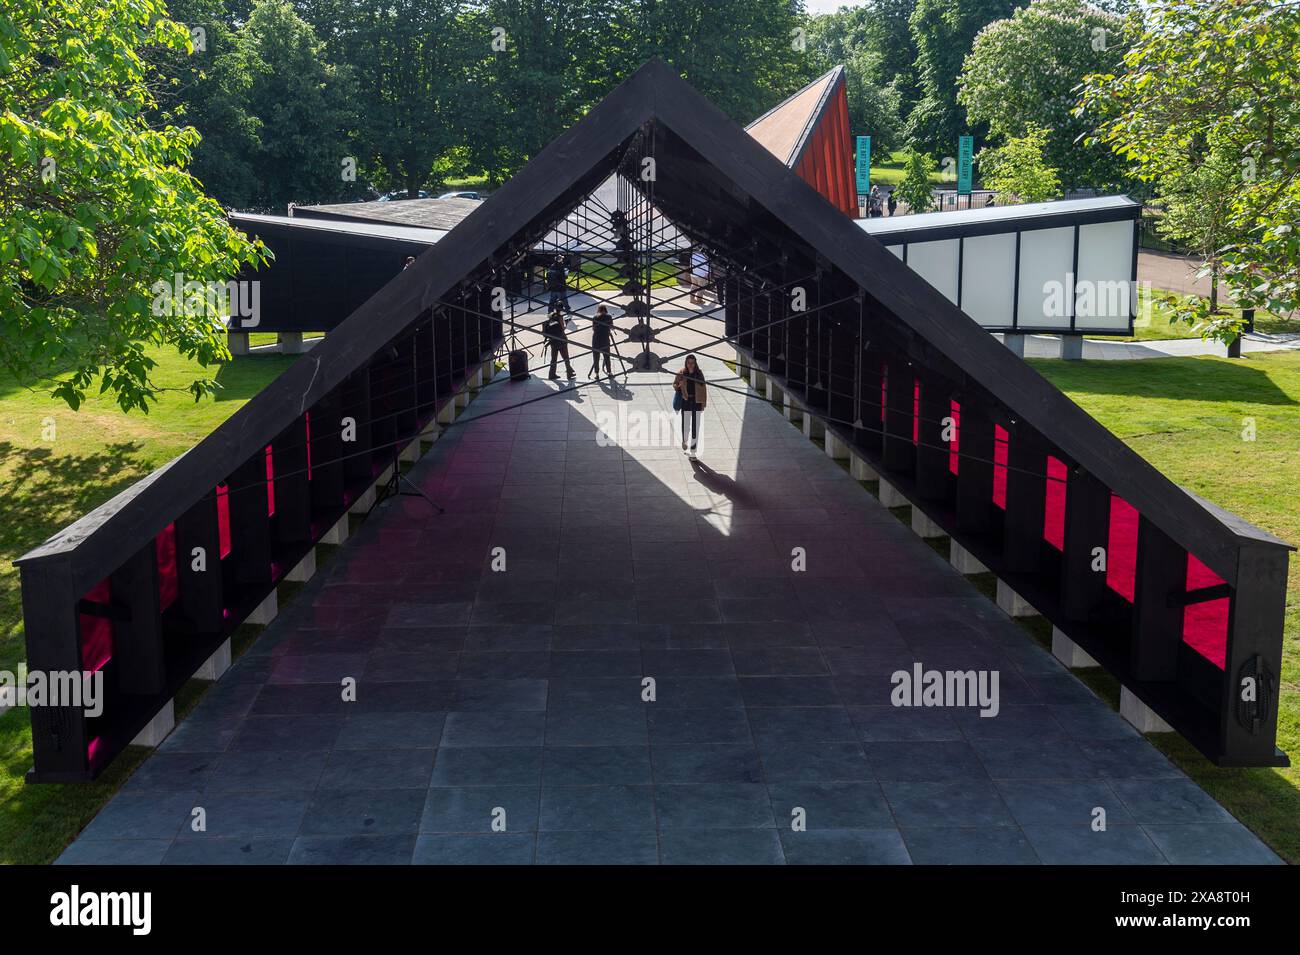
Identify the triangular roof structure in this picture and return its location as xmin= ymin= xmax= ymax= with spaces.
xmin=20 ymin=58 xmax=1291 ymax=776
xmin=747 ymin=66 xmax=858 ymax=216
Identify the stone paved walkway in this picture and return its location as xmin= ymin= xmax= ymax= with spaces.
xmin=57 ymin=344 xmax=1281 ymax=865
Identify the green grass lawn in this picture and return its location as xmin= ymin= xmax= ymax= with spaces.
xmin=0 ymin=347 xmax=294 ymax=863
xmin=869 ymin=149 xmax=953 ymax=188
xmin=1033 ymin=350 xmax=1300 ymax=862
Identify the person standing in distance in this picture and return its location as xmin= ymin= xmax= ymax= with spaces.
xmin=590 ymin=304 xmax=614 ymax=379
xmin=542 ymin=307 xmax=576 ymax=380
xmin=673 ymin=354 xmax=707 ymax=458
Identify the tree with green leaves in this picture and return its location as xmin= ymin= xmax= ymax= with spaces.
xmin=806 ymin=6 xmax=903 ymax=150
xmin=905 ymin=0 xmax=1017 ymax=156
xmin=977 ymin=124 xmax=1062 ymax=204
xmin=958 ymin=0 xmax=1128 ymax=190
xmin=1080 ymin=0 xmax=1300 ymax=343
xmin=0 ymin=0 xmax=269 ymax=411
xmin=893 ymin=149 xmax=938 ymax=213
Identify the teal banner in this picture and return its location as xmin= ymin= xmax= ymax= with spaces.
xmin=855 ymin=135 xmax=871 ymax=195
xmin=957 ymin=135 xmax=974 ymax=195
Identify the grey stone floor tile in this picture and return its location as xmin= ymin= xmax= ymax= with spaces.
xmin=452 ymin=678 xmax=548 ymax=711
xmin=882 ymin=778 xmax=1018 ymax=829
xmin=864 ymin=741 xmax=988 ymax=782
xmin=1078 ymin=740 xmax=1183 ymax=780
xmin=412 ymin=833 xmax=535 ymax=864
xmin=901 ymin=826 xmax=1041 ymax=865
xmin=543 ymin=745 xmax=652 ymax=786
xmin=994 ymin=779 xmax=1135 ymax=828
xmin=739 ymin=676 xmax=840 ymax=707
xmin=121 ymin=752 xmax=220 ymax=791
xmin=536 ymin=830 xmax=659 ymax=864
xmin=207 ymin=749 xmax=328 ymax=791
xmin=77 ymin=790 xmax=198 ymax=842
xmin=299 ymin=788 xmax=427 ymax=835
xmin=1108 ymin=777 xmax=1234 ymax=825
xmin=651 ymin=743 xmax=763 ymax=784
xmin=767 ymin=781 xmax=894 ymax=830
xmin=640 ymin=648 xmax=735 ymax=677
xmin=318 ymin=749 xmax=435 ymax=789
xmin=654 ymin=783 xmax=775 ymax=829
xmin=431 ymin=746 xmax=543 ymax=787
xmin=646 ymin=707 xmax=752 ymax=744
xmin=421 ymin=786 xmax=540 ymax=833
xmin=1022 ymin=825 xmax=1167 ymax=865
xmin=847 ymin=706 xmax=962 ymax=742
xmin=229 ymin=714 xmax=344 ymax=752
xmin=289 ymin=834 xmax=417 ymax=864
xmin=57 ymin=840 xmax=171 ymax=865
xmin=441 ymin=710 xmax=546 ymax=747
xmin=747 ymin=706 xmax=856 ymax=743
xmin=334 ymin=711 xmax=445 ymax=750
xmin=1142 ymin=824 xmax=1282 ymax=864
xmin=758 ymin=740 xmax=873 ymax=782
xmin=546 ymin=705 xmax=647 ymax=745
xmin=970 ymin=736 xmax=1098 ymax=780
xmin=658 ymin=828 xmax=784 ymax=865
xmin=540 ymin=785 xmax=656 ymax=831
xmin=178 ymin=790 xmax=311 ymax=838
xmin=780 ymin=829 xmax=912 ymax=865
xmin=164 ymin=837 xmax=295 ymax=865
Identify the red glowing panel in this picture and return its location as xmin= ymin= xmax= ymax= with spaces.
xmin=1044 ymin=456 xmax=1067 ymax=550
xmin=1184 ymin=554 xmax=1228 ymax=669
xmin=156 ymin=523 xmax=178 ymax=610
xmin=78 ymin=579 xmax=112 ymax=673
xmin=949 ymin=401 xmax=961 ymax=475
xmin=993 ymin=426 xmax=1008 ymax=509
xmin=217 ymin=483 xmax=231 ymax=558
xmin=1107 ymin=495 xmax=1139 ymax=602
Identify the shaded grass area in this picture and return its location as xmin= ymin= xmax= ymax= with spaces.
xmin=0 ymin=347 xmax=294 ymax=864
xmin=1034 ymin=351 xmax=1300 ymax=862
xmin=574 ymin=260 xmax=679 ymax=291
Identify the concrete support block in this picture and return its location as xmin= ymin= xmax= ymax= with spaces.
xmin=399 ymin=440 xmax=420 ymax=464
xmin=1001 ymin=333 xmax=1026 ymax=358
xmin=949 ymin=541 xmax=988 ymax=575
xmin=278 ymin=331 xmax=306 ymax=354
xmin=196 ymin=639 xmax=232 ymax=681
xmin=130 ymin=699 xmax=175 ymax=748
xmin=802 ymin=412 xmax=825 ymax=440
xmin=1051 ymin=627 xmax=1099 ymax=668
xmin=456 ymin=387 xmax=470 ymax=409
xmin=228 ymin=330 xmax=250 ymax=356
xmin=783 ymin=394 xmax=799 ymax=423
xmin=750 ymin=370 xmax=765 ymax=393
xmin=320 ymin=515 xmax=350 ymax=545
xmin=850 ymin=453 xmax=878 ymax=481
xmin=1059 ymin=335 xmax=1084 ymax=361
xmin=1120 ymin=686 xmax=1173 ymax=733
xmin=996 ymin=579 xmax=1037 ymax=617
xmin=824 ymin=431 xmax=850 ymax=461
xmin=437 ymin=400 xmax=457 ymax=425
xmin=765 ymin=377 xmax=779 ymax=403
xmin=877 ymin=479 xmax=908 ymax=508
xmin=286 ymin=548 xmax=316 ymax=583
xmin=911 ymin=508 xmax=946 ymax=538
xmin=245 ymin=589 xmax=278 ymax=626
xmin=349 ymin=485 xmax=377 ymax=514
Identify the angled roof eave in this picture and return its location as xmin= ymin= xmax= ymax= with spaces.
xmin=637 ymin=59 xmax=1287 ymax=578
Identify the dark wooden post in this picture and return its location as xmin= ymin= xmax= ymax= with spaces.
xmin=227 ymin=452 xmax=273 ymax=587
xmin=1059 ymin=468 xmax=1111 ymax=621
xmin=19 ymin=558 xmax=90 ymax=780
xmin=915 ymin=372 xmax=951 ymax=501
xmin=174 ymin=494 xmax=224 ymax=634
xmin=955 ymin=401 xmax=994 ymax=535
xmin=881 ymin=361 xmax=914 ymax=474
xmin=1220 ymin=543 xmax=1289 ymax=764
xmin=1002 ymin=428 xmax=1048 ymax=573
xmin=273 ymin=416 xmax=312 ymax=545
xmin=108 ymin=542 xmax=165 ymax=695
xmin=1130 ymin=515 xmax=1186 ymax=681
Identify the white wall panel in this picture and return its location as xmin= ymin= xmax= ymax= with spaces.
xmin=1016 ymin=226 xmax=1074 ymax=330
xmin=1075 ymin=219 xmax=1135 ymax=331
xmin=959 ymin=233 xmax=1016 ymax=328
xmin=904 ymin=239 xmax=960 ymax=304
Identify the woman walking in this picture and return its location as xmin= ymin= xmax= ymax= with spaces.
xmin=673 ymin=354 xmax=707 ymax=458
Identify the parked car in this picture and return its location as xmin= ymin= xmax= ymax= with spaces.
xmin=376 ymin=190 xmax=431 ymax=202
xmin=438 ymin=191 xmax=483 ymax=200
